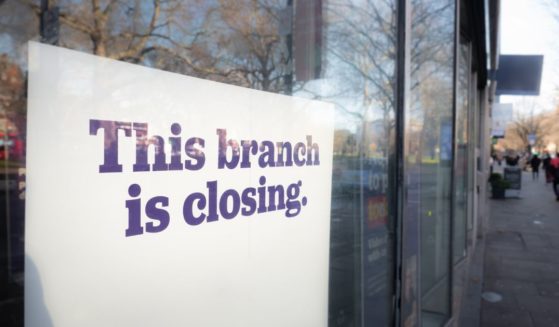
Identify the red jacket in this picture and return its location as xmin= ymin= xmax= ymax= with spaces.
xmin=551 ymin=158 xmax=559 ymax=180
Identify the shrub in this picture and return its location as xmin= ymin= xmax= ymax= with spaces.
xmin=488 ymin=173 xmax=510 ymax=189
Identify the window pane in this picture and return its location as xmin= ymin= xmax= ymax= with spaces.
xmin=311 ymin=1 xmax=397 ymax=325
xmin=408 ymin=0 xmax=455 ymax=326
xmin=453 ymin=41 xmax=470 ymax=263
xmin=0 ymin=0 xmax=397 ymax=326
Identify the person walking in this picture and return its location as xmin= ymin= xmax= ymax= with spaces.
xmin=530 ymin=154 xmax=542 ymax=180
xmin=550 ymin=153 xmax=559 ymax=201
xmin=543 ymin=151 xmax=552 ymax=183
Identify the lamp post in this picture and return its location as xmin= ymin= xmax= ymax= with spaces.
xmin=40 ymin=0 xmax=59 ymax=45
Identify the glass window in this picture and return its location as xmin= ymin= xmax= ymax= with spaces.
xmin=407 ymin=0 xmax=455 ymax=326
xmin=299 ymin=1 xmax=398 ymax=325
xmin=453 ymin=40 xmax=471 ymax=263
xmin=0 ymin=0 xmax=398 ymax=326
xmin=468 ymin=72 xmax=477 ymax=233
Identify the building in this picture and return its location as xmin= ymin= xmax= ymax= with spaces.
xmin=0 ymin=0 xmax=500 ymax=326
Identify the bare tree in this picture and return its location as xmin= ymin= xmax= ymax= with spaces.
xmin=540 ymin=107 xmax=559 ymax=149
xmin=23 ymin=1 xmax=235 ymax=79
xmin=26 ymin=0 xmax=164 ymax=60
xmin=25 ymin=0 xmax=294 ymax=92
xmin=205 ymin=0 xmax=291 ymax=92
xmin=313 ymin=0 xmax=452 ymax=158
xmin=503 ymin=108 xmax=550 ymax=151
xmin=543 ymin=0 xmax=559 ymax=21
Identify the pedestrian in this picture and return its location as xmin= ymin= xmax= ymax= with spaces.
xmin=530 ymin=154 xmax=541 ymax=180
xmin=543 ymin=151 xmax=552 ymax=183
xmin=505 ymin=152 xmax=518 ymax=166
xmin=550 ymin=153 xmax=559 ymax=201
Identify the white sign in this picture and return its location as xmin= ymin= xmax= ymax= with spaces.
xmin=26 ymin=42 xmax=334 ymax=327
xmin=527 ymin=133 xmax=536 ymax=145
xmin=491 ymin=103 xmax=513 ymax=138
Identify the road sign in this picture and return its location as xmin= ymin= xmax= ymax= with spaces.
xmin=527 ymin=133 xmax=536 ymax=145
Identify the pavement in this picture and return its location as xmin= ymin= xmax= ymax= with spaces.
xmin=480 ymin=171 xmax=559 ymax=327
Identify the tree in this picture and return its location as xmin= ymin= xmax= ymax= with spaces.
xmin=0 ymin=54 xmax=26 ymax=135
xmin=23 ymin=0 xmax=296 ymax=92
xmin=544 ymin=0 xmax=559 ymax=21
xmin=502 ymin=107 xmax=549 ymax=152
xmin=540 ymin=107 xmax=559 ymax=150
xmin=23 ymin=1 xmax=188 ymax=72
xmin=297 ymin=0 xmax=453 ymax=159
xmin=200 ymin=0 xmax=292 ymax=92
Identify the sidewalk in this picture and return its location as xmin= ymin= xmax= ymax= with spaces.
xmin=480 ymin=171 xmax=559 ymax=327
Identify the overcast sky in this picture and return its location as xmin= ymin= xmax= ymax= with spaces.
xmin=500 ymin=0 xmax=559 ymax=114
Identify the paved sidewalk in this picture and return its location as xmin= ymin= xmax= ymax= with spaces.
xmin=481 ymin=171 xmax=559 ymax=327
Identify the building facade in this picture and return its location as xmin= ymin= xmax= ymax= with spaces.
xmin=0 ymin=0 xmax=499 ymax=326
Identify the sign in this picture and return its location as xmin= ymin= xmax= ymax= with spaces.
xmin=527 ymin=133 xmax=536 ymax=145
xmin=362 ymin=159 xmax=390 ymax=327
xmin=26 ymin=42 xmax=334 ymax=326
xmin=504 ymin=167 xmax=522 ymax=190
xmin=496 ymin=55 xmax=543 ymax=96
xmin=440 ymin=121 xmax=453 ymax=161
xmin=491 ymin=103 xmax=513 ymax=138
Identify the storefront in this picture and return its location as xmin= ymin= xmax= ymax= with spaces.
xmin=0 ymin=0 xmax=499 ymax=326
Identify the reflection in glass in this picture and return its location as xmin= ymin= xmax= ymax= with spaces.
xmin=304 ymin=1 xmax=397 ymax=326
xmin=453 ymin=41 xmax=470 ymax=263
xmin=0 ymin=0 xmax=398 ymax=326
xmin=0 ymin=13 xmax=29 ymax=322
xmin=408 ymin=0 xmax=455 ymax=326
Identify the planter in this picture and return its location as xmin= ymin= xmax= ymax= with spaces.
xmin=491 ymin=186 xmax=506 ymax=199
xmin=489 ymin=172 xmax=509 ymax=199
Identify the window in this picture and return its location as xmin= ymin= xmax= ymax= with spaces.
xmin=406 ymin=0 xmax=456 ymax=326
xmin=0 ymin=1 xmax=398 ymax=326
xmin=453 ymin=39 xmax=471 ymax=263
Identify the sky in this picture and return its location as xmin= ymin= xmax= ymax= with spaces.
xmin=500 ymin=0 xmax=559 ymax=115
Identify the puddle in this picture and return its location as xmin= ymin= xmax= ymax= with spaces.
xmin=482 ymin=292 xmax=503 ymax=303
